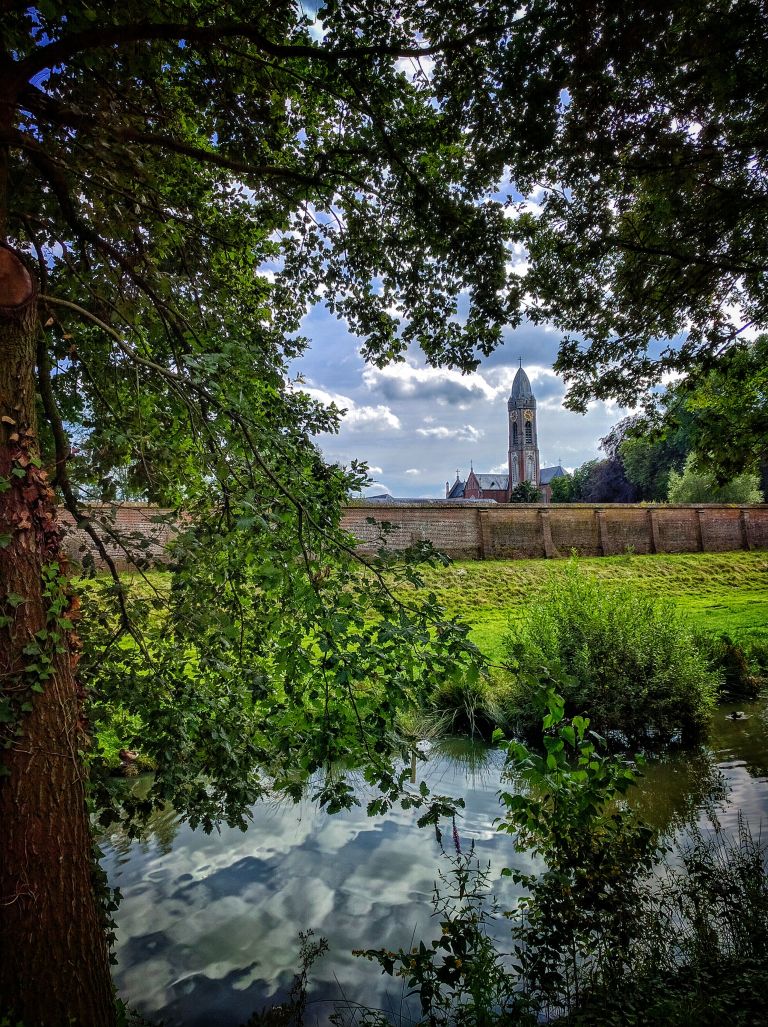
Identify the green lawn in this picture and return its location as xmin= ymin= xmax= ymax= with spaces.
xmin=81 ymin=550 xmax=768 ymax=665
xmin=416 ymin=550 xmax=768 ymax=661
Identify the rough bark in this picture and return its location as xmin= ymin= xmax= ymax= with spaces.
xmin=0 ymin=247 xmax=116 ymax=1026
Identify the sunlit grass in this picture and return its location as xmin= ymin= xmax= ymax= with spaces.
xmin=74 ymin=550 xmax=768 ymax=665
xmin=416 ymin=550 xmax=768 ymax=661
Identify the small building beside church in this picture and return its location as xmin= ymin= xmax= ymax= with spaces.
xmin=446 ymin=365 xmax=565 ymax=503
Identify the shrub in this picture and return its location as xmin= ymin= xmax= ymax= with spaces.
xmin=510 ymin=480 xmax=542 ymax=503
xmin=743 ymin=634 xmax=768 ymax=674
xmin=667 ymin=453 xmax=763 ymax=504
xmin=352 ymin=849 xmax=517 ymax=1027
xmin=502 ymin=561 xmax=718 ymax=745
xmin=574 ymin=816 xmax=768 ymax=1026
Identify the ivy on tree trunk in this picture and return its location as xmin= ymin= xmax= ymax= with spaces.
xmin=0 ymin=247 xmax=115 ymax=1027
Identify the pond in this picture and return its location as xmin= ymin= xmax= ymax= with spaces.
xmin=100 ymin=696 xmax=768 ymax=1026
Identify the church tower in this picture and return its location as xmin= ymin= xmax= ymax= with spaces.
xmin=508 ymin=365 xmax=540 ymax=489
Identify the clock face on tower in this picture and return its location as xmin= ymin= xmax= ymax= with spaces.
xmin=524 ymin=410 xmax=533 ymax=422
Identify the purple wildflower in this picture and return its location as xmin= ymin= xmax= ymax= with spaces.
xmin=452 ymin=817 xmax=461 ymax=855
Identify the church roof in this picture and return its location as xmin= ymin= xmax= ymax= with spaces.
xmin=473 ymin=473 xmax=509 ymax=490
xmin=448 ymin=472 xmax=510 ymax=495
xmin=509 ymin=366 xmax=536 ymax=407
xmin=540 ymin=464 xmax=566 ymax=484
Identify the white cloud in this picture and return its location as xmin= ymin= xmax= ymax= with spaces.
xmin=300 ymin=386 xmax=401 ymax=431
xmin=405 ymin=468 xmax=420 ymax=476
xmin=362 ymin=361 xmax=497 ymax=407
xmin=395 ymin=55 xmax=436 ymax=82
xmin=363 ymin=361 xmax=563 ymax=412
xmin=366 ymin=465 xmax=383 ymax=475
xmin=505 ymin=241 xmax=531 ymax=278
xmin=721 ymin=302 xmax=760 ymax=342
xmin=503 ymin=192 xmax=545 ymax=223
xmin=416 ymin=424 xmax=483 ymax=442
xmin=357 ymin=481 xmax=391 ymax=497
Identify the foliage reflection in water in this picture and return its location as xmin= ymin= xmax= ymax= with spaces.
xmin=100 ymin=700 xmax=768 ymax=1027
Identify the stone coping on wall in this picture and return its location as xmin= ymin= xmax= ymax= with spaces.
xmin=345 ymin=499 xmax=500 ymax=507
xmin=347 ymin=500 xmax=767 ymax=509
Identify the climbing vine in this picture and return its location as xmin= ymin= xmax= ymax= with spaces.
xmin=0 ymin=452 xmax=82 ymax=766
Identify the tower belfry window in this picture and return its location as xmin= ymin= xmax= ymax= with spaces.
xmin=512 ymin=421 xmax=518 ymax=445
xmin=525 ymin=420 xmax=533 ymax=445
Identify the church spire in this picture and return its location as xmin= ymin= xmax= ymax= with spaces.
xmin=508 ymin=363 xmax=540 ymax=490
xmin=509 ymin=365 xmax=535 ymax=407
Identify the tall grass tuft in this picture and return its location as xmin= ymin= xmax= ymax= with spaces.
xmin=422 ymin=676 xmax=506 ymax=740
xmin=503 ymin=560 xmax=718 ymax=745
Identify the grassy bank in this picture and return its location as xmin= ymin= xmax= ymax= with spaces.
xmin=415 ymin=550 xmax=768 ymax=661
xmin=79 ymin=550 xmax=768 ymax=663
xmin=79 ymin=550 xmax=767 ymax=762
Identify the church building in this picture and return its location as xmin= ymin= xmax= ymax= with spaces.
xmin=445 ymin=365 xmax=565 ymax=503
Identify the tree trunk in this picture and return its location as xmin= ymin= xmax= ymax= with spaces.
xmin=0 ymin=248 xmax=116 ymax=1026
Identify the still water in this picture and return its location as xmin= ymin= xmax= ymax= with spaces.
xmin=101 ymin=698 xmax=768 ymax=1026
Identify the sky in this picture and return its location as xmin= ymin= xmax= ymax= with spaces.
xmin=290 ymin=306 xmax=628 ymax=499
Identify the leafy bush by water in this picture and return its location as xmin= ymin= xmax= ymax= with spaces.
xmin=575 ymin=816 xmax=768 ymax=1026
xmin=352 ymin=848 xmax=515 ymax=1027
xmin=741 ymin=634 xmax=768 ymax=676
xmin=503 ymin=561 xmax=718 ymax=745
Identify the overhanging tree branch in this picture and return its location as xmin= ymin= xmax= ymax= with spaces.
xmin=605 ymin=235 xmax=764 ymax=276
xmin=13 ymin=97 xmax=342 ymax=190
xmin=12 ymin=18 xmax=508 ymax=86
xmin=38 ymin=292 xmax=425 ymax=612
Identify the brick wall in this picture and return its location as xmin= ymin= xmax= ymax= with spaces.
xmin=59 ymin=501 xmax=768 ymax=568
xmin=60 ymin=504 xmax=177 ymax=569
xmin=342 ymin=502 xmax=487 ymax=559
xmin=343 ymin=501 xmax=768 ymax=560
